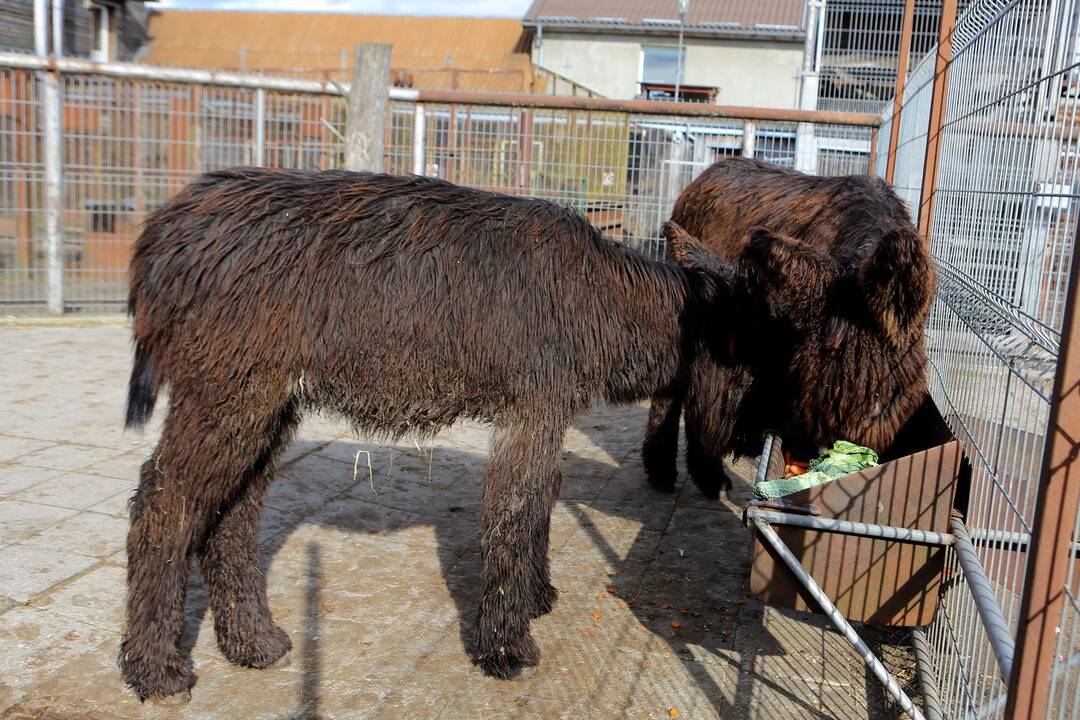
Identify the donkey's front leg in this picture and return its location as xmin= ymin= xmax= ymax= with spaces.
xmin=473 ymin=421 xmax=564 ymax=679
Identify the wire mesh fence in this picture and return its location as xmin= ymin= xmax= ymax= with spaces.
xmin=873 ymin=0 xmax=1080 ymax=716
xmin=0 ymin=61 xmax=875 ymax=315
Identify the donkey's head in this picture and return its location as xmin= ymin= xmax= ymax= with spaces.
xmin=737 ymin=223 xmax=934 ymax=452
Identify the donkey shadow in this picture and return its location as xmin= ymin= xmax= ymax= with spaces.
xmin=176 ymin=404 xmax=889 ymax=718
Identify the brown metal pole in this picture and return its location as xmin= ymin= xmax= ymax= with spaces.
xmin=868 ymin=126 xmax=879 ymax=174
xmin=885 ymin=0 xmax=917 ymax=184
xmin=1005 ymin=239 xmax=1080 ymax=719
xmin=916 ymin=0 xmax=958 ymax=239
xmin=406 ymin=88 xmax=882 ymax=128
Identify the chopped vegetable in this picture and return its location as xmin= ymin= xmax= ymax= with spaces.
xmin=755 ymin=440 xmax=879 ymax=499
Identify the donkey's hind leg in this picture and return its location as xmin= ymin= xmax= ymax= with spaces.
xmin=473 ymin=420 xmax=565 ymax=679
xmin=198 ymin=400 xmax=300 ymax=669
xmin=119 ymin=383 xmax=294 ymax=701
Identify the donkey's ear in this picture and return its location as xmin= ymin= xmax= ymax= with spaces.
xmin=741 ymin=228 xmax=838 ymax=319
xmin=665 ymin=221 xmax=724 ymax=274
xmin=857 ymin=228 xmax=934 ymax=340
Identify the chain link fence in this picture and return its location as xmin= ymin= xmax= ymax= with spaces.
xmin=875 ymin=0 xmax=1080 ymax=717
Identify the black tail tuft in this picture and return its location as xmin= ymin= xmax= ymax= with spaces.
xmin=125 ymin=343 xmax=158 ymax=430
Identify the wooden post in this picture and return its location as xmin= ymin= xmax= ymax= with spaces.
xmin=916 ymin=0 xmax=958 ymax=240
xmin=345 ymin=43 xmax=391 ymax=172
xmin=885 ymin=0 xmax=917 ymax=184
xmin=741 ymin=120 xmax=757 ymax=158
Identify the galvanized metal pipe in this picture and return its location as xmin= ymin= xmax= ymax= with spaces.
xmin=43 ymin=69 xmax=63 ymax=315
xmin=747 ymin=508 xmax=955 ymax=547
xmin=751 ymin=516 xmax=927 ymax=720
xmin=412 ymin=104 xmax=426 ymax=176
xmin=950 ymin=517 xmax=1015 ymax=683
xmin=33 ymin=0 xmax=48 ymax=57
xmin=52 ymin=0 xmax=63 ymax=58
xmin=754 ymin=433 xmax=776 ymax=487
xmin=254 ymin=88 xmax=265 ymax=167
xmin=910 ymin=628 xmax=944 ymax=720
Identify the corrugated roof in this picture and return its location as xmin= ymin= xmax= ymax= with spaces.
xmin=144 ymin=11 xmax=534 ymax=91
xmin=524 ymin=0 xmax=806 ymax=36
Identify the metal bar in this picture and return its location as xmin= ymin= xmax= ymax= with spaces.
xmin=42 ymin=69 xmax=62 ymax=315
xmin=911 ymin=628 xmax=944 ymax=720
xmin=1006 ymin=214 xmax=1080 ymax=719
xmin=916 ymin=0 xmax=959 ymax=239
xmin=254 ymin=87 xmax=265 ymax=167
xmin=885 ymin=0 xmax=916 ymax=184
xmin=741 ymin=120 xmax=757 ymax=158
xmin=0 ymin=53 xmax=881 ymax=128
xmin=747 ymin=508 xmax=955 ymax=547
xmin=412 ymin=103 xmax=425 ymax=176
xmin=51 ymin=0 xmax=62 ymax=58
xmin=751 ymin=516 xmax=927 ymax=720
xmin=0 ymin=52 xmax=362 ymax=96
xmin=399 ymin=88 xmax=882 ymax=127
xmin=868 ymin=126 xmax=878 ymax=173
xmin=754 ymin=434 xmax=776 ymax=487
xmin=950 ymin=517 xmax=1015 ymax=683
xmin=33 ymin=0 xmax=47 ymax=56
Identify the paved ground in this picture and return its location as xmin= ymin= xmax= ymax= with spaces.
xmin=0 ymin=324 xmax=913 ymax=719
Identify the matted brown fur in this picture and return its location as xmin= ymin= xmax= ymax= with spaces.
xmin=642 ymin=157 xmax=934 ymax=497
xmin=120 ymin=168 xmax=738 ymax=700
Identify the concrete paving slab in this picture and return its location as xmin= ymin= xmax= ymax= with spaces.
xmin=0 ymin=544 xmax=100 ymax=602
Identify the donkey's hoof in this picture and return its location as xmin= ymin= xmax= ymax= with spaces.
xmin=149 ymin=688 xmax=191 ymax=706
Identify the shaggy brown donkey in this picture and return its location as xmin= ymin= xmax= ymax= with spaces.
xmin=642 ymin=157 xmax=934 ymax=498
xmin=120 ymin=169 xmax=737 ymax=701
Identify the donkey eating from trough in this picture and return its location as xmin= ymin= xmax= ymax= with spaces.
xmin=120 ymin=168 xmax=742 ymax=702
xmin=642 ymin=157 xmax=935 ymax=498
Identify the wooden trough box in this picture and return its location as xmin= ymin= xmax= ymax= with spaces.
xmin=748 ymin=403 xmax=962 ymax=627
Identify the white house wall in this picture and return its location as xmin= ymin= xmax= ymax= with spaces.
xmin=536 ymin=31 xmax=803 ymax=108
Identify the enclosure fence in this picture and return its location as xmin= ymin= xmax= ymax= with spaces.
xmin=0 ymin=52 xmax=878 ymax=315
xmin=874 ymin=0 xmax=1080 ymax=718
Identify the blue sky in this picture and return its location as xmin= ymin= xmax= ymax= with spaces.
xmin=154 ymin=0 xmax=534 ymax=15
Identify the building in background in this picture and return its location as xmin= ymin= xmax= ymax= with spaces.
xmin=0 ymin=0 xmax=152 ymax=61
xmin=814 ymin=0 xmax=953 ymax=113
xmin=144 ymin=11 xmax=596 ymax=95
xmin=522 ymin=0 xmax=809 ymax=108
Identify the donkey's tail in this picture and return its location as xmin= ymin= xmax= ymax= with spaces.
xmin=125 ymin=341 xmax=159 ymax=430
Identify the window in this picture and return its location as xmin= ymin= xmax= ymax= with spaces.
xmin=641 ymin=47 xmax=685 ymax=85
xmin=91 ymin=5 xmax=110 ymax=62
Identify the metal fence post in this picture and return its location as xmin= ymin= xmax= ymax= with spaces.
xmin=345 ymin=43 xmax=391 ymax=173
xmin=916 ymin=0 xmax=958 ymax=240
xmin=1005 ymin=230 xmax=1080 ymax=719
xmin=412 ymin=103 xmax=425 ymax=176
xmin=254 ymin=87 xmax=265 ymax=167
xmin=741 ymin=120 xmax=756 ymax=158
xmin=885 ymin=0 xmax=917 ymax=184
xmin=43 ymin=69 xmax=63 ymax=315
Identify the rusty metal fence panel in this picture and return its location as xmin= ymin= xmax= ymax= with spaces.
xmin=875 ymin=0 xmax=1080 ymax=717
xmin=0 ymin=62 xmax=875 ymax=315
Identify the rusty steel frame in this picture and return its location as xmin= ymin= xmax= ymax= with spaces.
xmin=1006 ymin=224 xmax=1080 ymax=718
xmin=885 ymin=0 xmax=917 ymax=185
xmin=916 ymin=0 xmax=958 ymax=239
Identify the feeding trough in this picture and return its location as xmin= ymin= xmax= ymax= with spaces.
xmin=741 ymin=401 xmax=981 ymax=720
